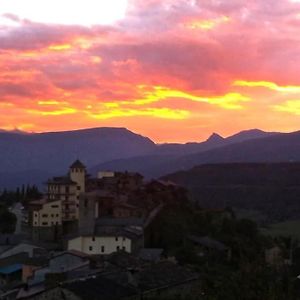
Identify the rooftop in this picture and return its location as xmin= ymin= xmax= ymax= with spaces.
xmin=0 ymin=264 xmax=22 ymax=275
xmin=63 ymin=275 xmax=136 ymax=300
xmin=47 ymin=176 xmax=76 ymax=185
xmin=95 ymin=217 xmax=144 ymax=228
xmin=138 ymin=248 xmax=164 ymax=262
xmin=70 ymin=159 xmax=86 ymax=169
xmin=188 ymin=235 xmax=229 ymax=251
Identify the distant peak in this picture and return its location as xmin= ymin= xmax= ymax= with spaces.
xmin=206 ymin=133 xmax=224 ymax=143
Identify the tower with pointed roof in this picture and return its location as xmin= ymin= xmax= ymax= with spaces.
xmin=69 ymin=160 xmax=86 ymax=218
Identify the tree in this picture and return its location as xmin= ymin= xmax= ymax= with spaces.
xmin=0 ymin=206 xmax=17 ymax=233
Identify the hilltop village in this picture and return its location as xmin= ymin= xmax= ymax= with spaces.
xmin=0 ymin=160 xmax=203 ymax=299
xmin=0 ymin=160 xmax=299 ymax=299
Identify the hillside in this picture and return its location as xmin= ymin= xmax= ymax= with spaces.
xmin=91 ymin=129 xmax=278 ymax=177
xmin=0 ymin=127 xmax=155 ymax=188
xmin=162 ymin=163 xmax=300 ymax=223
xmin=92 ymin=130 xmax=299 ymax=178
xmin=1 ymin=127 xmax=298 ymax=189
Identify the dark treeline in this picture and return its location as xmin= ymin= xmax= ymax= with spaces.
xmin=0 ymin=184 xmax=42 ymax=207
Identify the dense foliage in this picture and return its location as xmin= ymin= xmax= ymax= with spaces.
xmin=146 ymin=195 xmax=299 ymax=300
xmin=0 ymin=205 xmax=17 ymax=233
xmin=163 ymin=163 xmax=300 ymax=223
xmin=0 ymin=184 xmax=42 ymax=207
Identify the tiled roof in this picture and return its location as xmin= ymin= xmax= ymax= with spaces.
xmin=136 ymin=261 xmax=199 ymax=291
xmin=47 ymin=176 xmax=76 ymax=185
xmin=70 ymin=159 xmax=86 ymax=169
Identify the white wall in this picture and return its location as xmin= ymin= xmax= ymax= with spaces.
xmin=33 ymin=200 xmax=62 ymax=227
xmin=68 ymin=235 xmax=132 ymax=255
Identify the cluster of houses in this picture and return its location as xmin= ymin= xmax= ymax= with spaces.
xmin=0 ymin=160 xmax=286 ymax=299
xmin=27 ymin=160 xmax=174 ymax=255
xmin=0 ymin=160 xmax=203 ymax=299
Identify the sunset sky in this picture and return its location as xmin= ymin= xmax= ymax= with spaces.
xmin=0 ymin=0 xmax=300 ymax=142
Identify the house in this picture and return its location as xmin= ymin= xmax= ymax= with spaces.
xmin=67 ymin=226 xmax=144 ymax=255
xmin=0 ymin=264 xmax=22 ymax=288
xmin=0 ymin=253 xmax=29 ymax=288
xmin=113 ymin=202 xmax=144 ymax=218
xmin=0 ymin=244 xmax=46 ymax=259
xmin=188 ymin=235 xmax=231 ymax=261
xmin=28 ymin=199 xmax=62 ymax=242
xmin=19 ymin=261 xmax=200 ymax=300
xmin=98 ymin=171 xmax=115 ymax=179
xmin=28 ymin=250 xmax=89 ymax=286
xmin=22 ymin=257 xmax=48 ymax=283
xmin=21 ymin=275 xmax=137 ymax=300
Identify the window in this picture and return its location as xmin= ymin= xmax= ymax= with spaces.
xmin=77 ymin=186 xmax=81 ymax=191
xmin=123 ymin=237 xmax=126 ymax=241
xmin=56 ymin=214 xmax=59 ymax=217
xmin=34 ymin=221 xmax=37 ymax=225
xmin=84 ymin=199 xmax=88 ymax=208
xmin=42 ymin=222 xmax=48 ymax=226
xmin=116 ymin=246 xmax=120 ymax=251
xmin=101 ymin=246 xmax=105 ymax=253
xmin=92 ymin=237 xmax=95 ymax=242
xmin=66 ymin=186 xmax=70 ymax=193
xmin=115 ymin=237 xmax=118 ymax=242
xmin=51 ymin=214 xmax=54 ymax=218
xmin=51 ymin=205 xmax=59 ymax=208
xmin=122 ymin=246 xmax=126 ymax=251
xmin=89 ymin=246 xmax=93 ymax=251
xmin=42 ymin=214 xmax=48 ymax=217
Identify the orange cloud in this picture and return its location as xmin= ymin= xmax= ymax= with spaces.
xmin=1 ymin=0 xmax=300 ymax=142
xmin=273 ymin=100 xmax=300 ymax=115
xmin=234 ymin=80 xmax=300 ymax=93
xmin=185 ymin=16 xmax=230 ymax=30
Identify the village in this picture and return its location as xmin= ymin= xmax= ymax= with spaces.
xmin=0 ymin=160 xmax=204 ymax=299
xmin=0 ymin=160 xmax=296 ymax=299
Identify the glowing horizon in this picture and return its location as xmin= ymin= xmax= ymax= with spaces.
xmin=0 ymin=0 xmax=300 ymax=143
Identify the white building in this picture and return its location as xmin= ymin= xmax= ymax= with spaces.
xmin=68 ymin=235 xmax=131 ymax=255
xmin=30 ymin=199 xmax=62 ymax=227
xmin=67 ymin=227 xmax=143 ymax=255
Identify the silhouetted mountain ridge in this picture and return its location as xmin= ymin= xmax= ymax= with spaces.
xmin=1 ymin=127 xmax=298 ymax=189
xmin=92 ymin=129 xmax=286 ymax=177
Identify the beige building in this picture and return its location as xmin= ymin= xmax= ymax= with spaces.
xmin=47 ymin=160 xmax=86 ymax=221
xmin=29 ymin=199 xmax=63 ymax=242
xmin=68 ymin=225 xmax=144 ymax=255
xmin=30 ymin=199 xmax=62 ymax=227
xmin=97 ymin=171 xmax=115 ymax=179
xmin=68 ymin=234 xmax=132 ymax=255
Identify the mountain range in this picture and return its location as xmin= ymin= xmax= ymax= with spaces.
xmin=0 ymin=127 xmax=299 ymax=189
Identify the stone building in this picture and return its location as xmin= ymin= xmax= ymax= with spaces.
xmin=28 ymin=199 xmax=62 ymax=242
xmin=47 ymin=160 xmax=86 ymax=221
